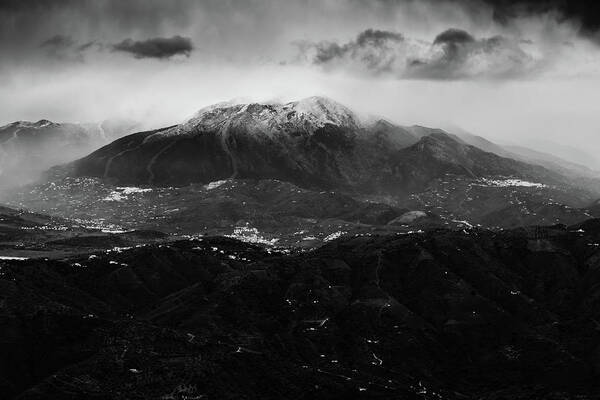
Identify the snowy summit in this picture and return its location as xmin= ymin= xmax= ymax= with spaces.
xmin=145 ymin=96 xmax=362 ymax=142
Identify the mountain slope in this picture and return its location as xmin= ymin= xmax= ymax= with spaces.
xmin=389 ymin=132 xmax=566 ymax=193
xmin=366 ymin=119 xmax=420 ymax=149
xmin=448 ymin=126 xmax=600 ymax=181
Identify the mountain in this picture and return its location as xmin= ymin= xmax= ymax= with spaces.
xmin=390 ymin=132 xmax=563 ymax=193
xmin=1 ymin=96 xmax=591 ymax=235
xmin=69 ymin=97 xmax=570 ymax=198
xmin=447 ymin=126 xmax=600 ymax=182
xmin=72 ymin=97 xmax=387 ymax=189
xmin=524 ymin=138 xmax=600 ymax=171
xmin=0 ymin=118 xmax=138 ymax=188
xmin=504 ymin=144 xmax=600 ymax=178
xmin=2 ymin=222 xmax=600 ymax=399
xmin=444 ymin=126 xmax=513 ymax=157
xmin=368 ymin=119 xmax=420 ymax=148
xmin=590 ymin=199 xmax=600 ymax=217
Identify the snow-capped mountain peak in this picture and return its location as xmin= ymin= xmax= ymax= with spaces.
xmin=284 ymin=96 xmax=359 ymax=128
xmin=1 ymin=119 xmax=57 ymax=130
xmin=145 ymin=96 xmax=362 ymax=142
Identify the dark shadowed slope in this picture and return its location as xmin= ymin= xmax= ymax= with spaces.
xmin=390 ymin=132 xmax=564 ymax=193
xmin=2 ymin=222 xmax=600 ymax=399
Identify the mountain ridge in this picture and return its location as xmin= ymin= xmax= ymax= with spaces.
xmin=67 ymin=97 xmax=579 ymax=200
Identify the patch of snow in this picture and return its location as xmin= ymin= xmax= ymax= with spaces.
xmin=118 ymin=187 xmax=152 ymax=195
xmin=324 ymin=231 xmax=347 ymax=242
xmin=101 ymin=229 xmax=133 ymax=234
xmin=106 ymin=246 xmax=133 ymax=253
xmin=452 ymin=219 xmax=474 ymax=228
xmin=103 ymin=186 xmax=151 ymax=202
xmin=204 ymin=180 xmax=228 ymax=190
xmin=478 ymin=178 xmax=546 ymax=188
xmin=371 ymin=352 xmax=383 ymax=366
xmin=226 ymin=225 xmax=279 ymax=246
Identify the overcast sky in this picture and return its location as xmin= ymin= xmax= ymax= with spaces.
xmin=1 ymin=0 xmax=600 ymax=160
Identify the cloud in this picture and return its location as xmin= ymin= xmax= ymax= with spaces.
xmin=40 ymin=34 xmax=75 ymax=49
xmin=355 ymin=29 xmax=404 ymax=46
xmin=39 ymin=34 xmax=85 ymax=61
xmin=300 ymin=29 xmax=405 ymax=74
xmin=38 ymin=34 xmax=103 ymax=62
xmin=77 ymin=41 xmax=101 ymax=52
xmin=433 ymin=28 xmax=475 ymax=45
xmin=39 ymin=33 xmax=192 ymax=62
xmin=297 ymin=27 xmax=539 ymax=80
xmin=407 ymin=29 xmax=536 ymax=80
xmin=111 ymin=35 xmax=193 ymax=59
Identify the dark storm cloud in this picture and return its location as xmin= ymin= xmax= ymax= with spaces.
xmin=111 ymin=36 xmax=193 ymax=59
xmin=299 ymin=27 xmax=536 ymax=80
xmin=1 ymin=0 xmax=597 ymax=68
xmin=305 ymin=29 xmax=404 ymax=73
xmin=37 ymin=33 xmax=191 ymax=62
xmin=355 ymin=29 xmax=404 ymax=46
xmin=0 ymin=0 xmax=78 ymax=12
xmin=0 ymin=0 xmax=194 ymax=64
xmin=477 ymin=0 xmax=600 ymax=34
xmin=433 ymin=29 xmax=475 ymax=45
xmin=366 ymin=0 xmax=600 ymax=37
xmin=407 ymin=29 xmax=534 ymax=80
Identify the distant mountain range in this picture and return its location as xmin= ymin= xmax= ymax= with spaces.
xmin=445 ymin=126 xmax=600 ymax=179
xmin=0 ymin=118 xmax=138 ymax=187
